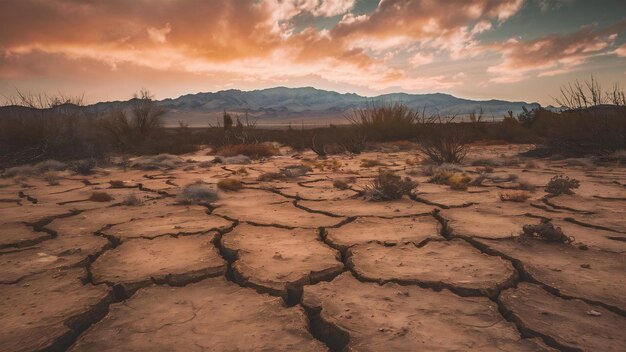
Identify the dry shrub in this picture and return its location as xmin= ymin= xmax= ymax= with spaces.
xmin=378 ymin=140 xmax=419 ymax=151
xmin=346 ymin=101 xmax=421 ymax=140
xmin=361 ymin=159 xmax=384 ymax=168
xmin=428 ymin=167 xmax=472 ymax=191
xmin=109 ymin=180 xmax=126 ymax=188
xmin=89 ymin=192 xmax=114 ymax=202
xmin=363 ymin=169 xmax=417 ymax=201
xmin=257 ymin=172 xmax=285 ymax=182
xmin=281 ymin=165 xmax=311 ymax=178
xmin=177 ymin=182 xmax=218 ymax=205
xmin=216 ymin=143 xmax=278 ymax=159
xmin=71 ymin=159 xmax=97 ymax=175
xmin=514 ymin=180 xmax=537 ymax=191
xmin=3 ymin=165 xmax=37 ymax=177
xmin=304 ymin=158 xmax=342 ymax=171
xmin=522 ymin=220 xmax=574 ymax=243
xmin=122 ymin=194 xmax=142 ymax=206
xmin=545 ymin=175 xmax=580 ymax=195
xmin=423 ymin=163 xmax=463 ymax=176
xmin=43 ymin=172 xmax=61 ymax=185
xmin=333 ymin=177 xmax=355 ymax=190
xmin=234 ymin=167 xmax=249 ymax=176
xmin=215 ymin=155 xmax=251 ymax=165
xmin=130 ymin=154 xmax=183 ymax=170
xmin=419 ymin=132 xmax=469 ymax=164
xmin=499 ymin=191 xmax=531 ymax=202
xmin=217 ymin=178 xmax=243 ymax=191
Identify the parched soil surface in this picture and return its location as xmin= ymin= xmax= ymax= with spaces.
xmin=1 ymin=144 xmax=625 ymax=351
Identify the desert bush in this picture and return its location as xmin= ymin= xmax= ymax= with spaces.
xmin=499 ymin=191 xmax=531 ymax=202
xmin=361 ymin=159 xmax=384 ymax=168
xmin=363 ymin=169 xmax=417 ymax=201
xmin=423 ymin=163 xmax=463 ymax=177
xmin=99 ymin=90 xmax=166 ymax=151
xmin=217 ymin=178 xmax=243 ymax=191
xmin=346 ymin=102 xmax=421 ymax=140
xmin=214 ymin=155 xmax=252 ymax=165
xmin=177 ymin=182 xmax=218 ymax=205
xmin=130 ymin=154 xmax=183 ymax=170
xmin=3 ymin=165 xmax=37 ymax=177
xmin=109 ymin=180 xmax=127 ymax=188
xmin=545 ymin=175 xmax=580 ymax=195
xmin=257 ymin=172 xmax=285 ymax=182
xmin=303 ymin=158 xmax=342 ymax=171
xmin=89 ymin=191 xmax=114 ymax=202
xmin=71 ymin=159 xmax=97 ymax=175
xmin=281 ymin=165 xmax=311 ymax=178
xmin=43 ymin=172 xmax=61 ymax=185
xmin=333 ymin=177 xmax=355 ymax=190
xmin=340 ymin=132 xmax=367 ymax=154
xmin=122 ymin=194 xmax=142 ymax=206
xmin=428 ymin=168 xmax=472 ymax=190
xmin=216 ymin=143 xmax=278 ymax=159
xmin=418 ymin=131 xmax=469 ymax=164
xmin=377 ymin=140 xmax=419 ymax=151
xmin=522 ymin=220 xmax=574 ymax=243
xmin=515 ymin=180 xmax=537 ymax=191
xmin=35 ymin=160 xmax=67 ymax=173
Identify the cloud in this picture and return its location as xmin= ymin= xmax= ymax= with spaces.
xmin=0 ymin=0 xmax=522 ymax=97
xmin=535 ymin=0 xmax=573 ymax=12
xmin=615 ymin=44 xmax=626 ymax=57
xmin=488 ymin=22 xmax=626 ymax=82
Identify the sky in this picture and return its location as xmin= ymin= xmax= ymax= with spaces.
xmin=0 ymin=0 xmax=625 ymax=106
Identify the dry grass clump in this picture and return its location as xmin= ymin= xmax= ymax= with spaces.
xmin=363 ymin=170 xmax=417 ymax=201
xmin=257 ymin=165 xmax=311 ymax=181
xmin=214 ymin=155 xmax=252 ymax=165
xmin=234 ymin=167 xmax=249 ymax=176
xmin=89 ymin=192 xmax=114 ymax=202
xmin=130 ymin=154 xmax=183 ymax=170
xmin=257 ymin=172 xmax=285 ymax=182
xmin=361 ymin=158 xmax=385 ymax=168
xmin=377 ymin=140 xmax=419 ymax=151
xmin=281 ymin=165 xmax=311 ymax=178
xmin=3 ymin=165 xmax=37 ymax=178
xmin=303 ymin=158 xmax=342 ymax=171
xmin=216 ymin=143 xmax=278 ymax=159
xmin=333 ymin=177 xmax=355 ymax=190
xmin=522 ymin=220 xmax=574 ymax=243
xmin=71 ymin=159 xmax=97 ymax=175
xmin=122 ymin=193 xmax=142 ymax=206
xmin=43 ymin=172 xmax=61 ymax=186
xmin=427 ymin=165 xmax=472 ymax=190
xmin=419 ymin=134 xmax=469 ymax=164
xmin=514 ymin=180 xmax=537 ymax=191
xmin=545 ymin=175 xmax=580 ymax=195
xmin=499 ymin=191 xmax=531 ymax=202
xmin=177 ymin=182 xmax=218 ymax=205
xmin=217 ymin=178 xmax=243 ymax=191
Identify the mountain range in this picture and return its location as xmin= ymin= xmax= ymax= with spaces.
xmin=6 ymin=87 xmax=541 ymax=127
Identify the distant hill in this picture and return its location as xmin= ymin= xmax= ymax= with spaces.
xmin=2 ymin=87 xmax=541 ymax=127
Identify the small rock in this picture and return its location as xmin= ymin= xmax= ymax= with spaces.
xmin=581 ymin=264 xmax=591 ymax=269
xmin=586 ymin=310 xmax=602 ymax=317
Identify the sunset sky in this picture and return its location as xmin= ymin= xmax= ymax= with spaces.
xmin=1 ymin=0 xmax=625 ymax=105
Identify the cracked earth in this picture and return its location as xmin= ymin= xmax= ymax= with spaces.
xmin=1 ymin=144 xmax=625 ymax=351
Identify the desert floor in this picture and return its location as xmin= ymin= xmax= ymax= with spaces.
xmin=1 ymin=144 xmax=625 ymax=351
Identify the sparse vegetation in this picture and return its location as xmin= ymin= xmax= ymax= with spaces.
xmin=89 ymin=192 xmax=114 ymax=202
xmin=545 ymin=175 xmax=580 ymax=195
xmin=71 ymin=159 xmax=97 ymax=175
xmin=122 ymin=194 xmax=142 ymax=206
xmin=361 ymin=159 xmax=384 ymax=168
xmin=43 ymin=172 xmax=61 ymax=186
xmin=500 ymin=190 xmax=531 ymax=202
xmin=419 ymin=132 xmax=469 ymax=164
xmin=130 ymin=154 xmax=183 ymax=170
xmin=217 ymin=178 xmax=243 ymax=191
xmin=363 ymin=169 xmax=417 ymax=201
xmin=333 ymin=177 xmax=355 ymax=190
xmin=346 ymin=101 xmax=422 ymax=141
xmin=427 ymin=164 xmax=472 ymax=191
xmin=522 ymin=220 xmax=574 ymax=243
xmin=216 ymin=143 xmax=278 ymax=159
xmin=177 ymin=182 xmax=218 ymax=205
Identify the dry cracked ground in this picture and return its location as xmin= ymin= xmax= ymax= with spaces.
xmin=1 ymin=144 xmax=625 ymax=351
